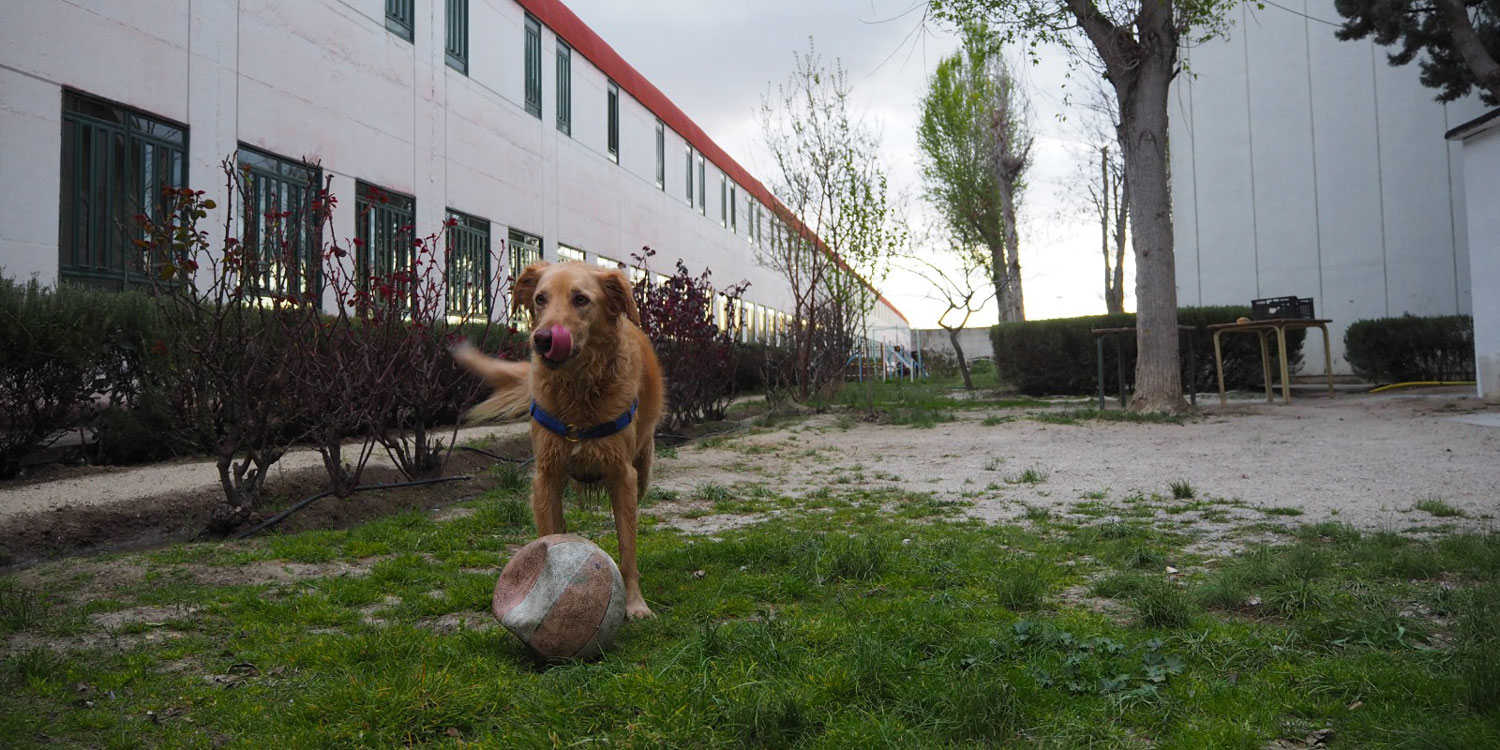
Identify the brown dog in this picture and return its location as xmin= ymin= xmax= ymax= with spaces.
xmin=451 ymin=261 xmax=664 ymax=619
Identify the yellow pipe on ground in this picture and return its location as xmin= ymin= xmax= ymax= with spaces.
xmin=1368 ymin=381 xmax=1476 ymax=394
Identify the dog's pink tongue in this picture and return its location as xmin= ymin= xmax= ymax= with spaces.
xmin=545 ymin=325 xmax=572 ymax=360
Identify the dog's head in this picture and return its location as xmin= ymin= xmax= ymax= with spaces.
xmin=511 ymin=261 xmax=641 ymax=367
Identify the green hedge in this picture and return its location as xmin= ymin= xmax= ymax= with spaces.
xmin=1344 ymin=314 xmax=1473 ymax=383
xmin=990 ymin=306 xmax=1306 ymax=397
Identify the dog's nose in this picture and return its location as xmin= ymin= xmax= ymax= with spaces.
xmin=533 ymin=328 xmax=552 ymax=354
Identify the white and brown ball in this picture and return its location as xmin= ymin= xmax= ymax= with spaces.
xmin=493 ymin=534 xmax=626 ymax=660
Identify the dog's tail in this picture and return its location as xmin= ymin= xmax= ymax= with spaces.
xmin=450 ymin=340 xmax=532 ymax=423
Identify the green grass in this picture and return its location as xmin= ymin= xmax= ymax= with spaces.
xmin=1415 ymin=497 xmax=1466 ymax=518
xmin=4 ymin=477 xmax=1500 ymax=748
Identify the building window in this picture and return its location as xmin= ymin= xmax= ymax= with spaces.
xmin=654 ymin=120 xmax=665 ymax=190
xmin=445 ymin=0 xmax=468 ymax=74
xmin=748 ymin=197 xmax=757 ymax=244
xmin=606 ymin=82 xmax=619 ymax=162
xmin=556 ymin=41 xmax=572 ymax=135
xmin=239 ymin=146 xmax=323 ymax=299
xmin=730 ymin=185 xmax=738 ymax=233
xmin=355 ymin=181 xmax=416 ymax=306
xmin=697 ymin=155 xmax=706 ymax=215
xmin=446 ymin=209 xmax=490 ymax=319
xmin=58 ymin=91 xmax=187 ymax=289
xmin=386 ymin=0 xmax=414 ymax=41
xmin=524 ymin=15 xmax=542 ymax=118
xmin=719 ymin=175 xmax=727 ymax=227
xmin=594 ymin=255 xmax=621 ymax=269
xmin=557 ymin=244 xmax=586 ymax=263
xmin=685 ymin=146 xmax=694 ymax=207
xmin=508 ymin=228 xmax=542 ymax=286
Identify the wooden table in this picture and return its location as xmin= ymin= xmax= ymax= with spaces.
xmin=1205 ymin=318 xmax=1334 ymax=404
xmin=1090 ymin=326 xmax=1197 ymax=409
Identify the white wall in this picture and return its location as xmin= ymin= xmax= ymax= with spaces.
xmin=1169 ymin=0 xmax=1487 ymax=374
xmin=1453 ymin=118 xmax=1500 ymax=402
xmin=0 ymin=0 xmax=906 ymax=340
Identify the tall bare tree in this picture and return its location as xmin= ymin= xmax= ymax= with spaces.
xmin=917 ymin=25 xmax=1034 ymax=323
xmin=759 ymin=40 xmax=905 ymax=401
xmin=932 ymin=0 xmax=1240 ymax=412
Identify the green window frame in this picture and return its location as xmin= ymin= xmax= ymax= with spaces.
xmin=238 ymin=146 xmax=323 ymax=299
xmin=606 ymin=82 xmax=619 ymax=162
xmin=654 ymin=120 xmax=665 ymax=190
xmin=508 ymin=228 xmax=543 ymax=292
xmin=445 ymin=209 xmax=490 ymax=319
xmin=58 ymin=90 xmax=187 ymax=290
xmin=355 ymin=181 xmax=416 ymax=305
xmin=386 ymin=0 xmax=414 ymax=42
xmin=445 ymin=0 xmax=468 ymax=74
xmin=556 ymin=41 xmax=572 ymax=135
xmin=524 ymin=15 xmax=542 ymax=118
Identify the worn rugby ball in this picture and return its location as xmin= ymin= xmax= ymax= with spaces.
xmin=493 ymin=534 xmax=626 ymax=660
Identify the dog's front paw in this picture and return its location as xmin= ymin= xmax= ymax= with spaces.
xmin=626 ymin=599 xmax=655 ymax=620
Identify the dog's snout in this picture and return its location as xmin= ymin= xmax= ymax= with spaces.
xmin=533 ymin=328 xmax=552 ymax=353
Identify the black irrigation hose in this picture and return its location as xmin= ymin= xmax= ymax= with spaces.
xmin=454 ymin=445 xmax=531 ymax=463
xmin=229 ymin=474 xmax=475 ymax=541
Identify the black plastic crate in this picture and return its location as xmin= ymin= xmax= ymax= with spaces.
xmin=1251 ymin=296 xmax=1314 ymax=320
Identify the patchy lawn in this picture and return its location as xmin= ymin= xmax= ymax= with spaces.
xmin=2 ymin=381 xmax=1499 ymax=747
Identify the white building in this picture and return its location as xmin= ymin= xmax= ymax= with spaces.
xmin=1168 ymin=0 xmax=1489 ymax=374
xmin=1448 ymin=109 xmax=1500 ymax=403
xmin=0 ymin=0 xmax=909 ymax=347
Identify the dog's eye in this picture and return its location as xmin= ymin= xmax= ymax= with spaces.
xmin=534 ymin=293 xmax=548 ymax=308
xmin=572 ymin=293 xmax=589 ymax=307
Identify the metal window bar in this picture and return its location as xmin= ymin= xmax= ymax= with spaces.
xmin=59 ymin=92 xmax=187 ymax=290
xmin=239 ymin=148 xmax=322 ymax=300
xmin=606 ymin=82 xmax=619 ymax=161
xmin=445 ymin=210 xmax=490 ymax=319
xmin=654 ymin=121 xmax=665 ymax=189
xmin=445 ymin=0 xmax=468 ymax=73
xmin=508 ymin=228 xmax=542 ymax=288
xmin=355 ymin=182 xmax=416 ymax=309
xmin=524 ymin=16 xmax=542 ymax=118
xmin=386 ymin=0 xmax=414 ymax=41
xmin=556 ymin=41 xmax=571 ymax=135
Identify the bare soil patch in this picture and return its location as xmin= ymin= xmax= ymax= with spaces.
xmin=0 ymin=426 xmax=531 ymax=567
xmin=649 ymin=391 xmax=1500 ymax=535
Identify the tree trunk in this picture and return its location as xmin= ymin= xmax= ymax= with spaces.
xmin=1111 ymin=167 xmax=1128 ymax=314
xmin=996 ymin=187 xmax=1024 ymax=322
xmin=1116 ymin=12 xmax=1184 ymax=413
xmin=1100 ymin=146 xmax=1118 ymax=314
xmin=947 ymin=326 xmax=974 ymax=390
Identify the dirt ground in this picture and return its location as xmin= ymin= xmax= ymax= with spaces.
xmin=646 ymin=389 xmax=1499 ymax=540
xmin=2 ymin=390 xmax=1496 ymax=568
xmin=0 ymin=424 xmax=531 ymax=566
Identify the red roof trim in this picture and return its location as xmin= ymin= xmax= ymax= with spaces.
xmin=514 ymin=0 xmax=909 ymax=326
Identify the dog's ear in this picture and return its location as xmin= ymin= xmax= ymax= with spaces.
xmin=597 ymin=268 xmax=642 ymax=327
xmin=510 ymin=261 xmax=550 ymax=319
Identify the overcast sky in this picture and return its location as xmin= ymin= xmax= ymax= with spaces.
xmin=563 ymin=0 xmax=1128 ymax=327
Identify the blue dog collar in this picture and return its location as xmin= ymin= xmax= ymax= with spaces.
xmin=530 ymin=399 xmax=638 ymax=442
